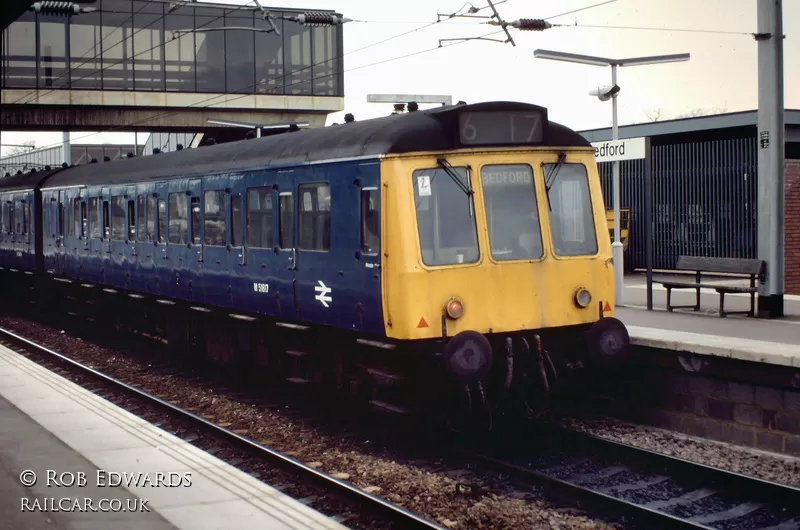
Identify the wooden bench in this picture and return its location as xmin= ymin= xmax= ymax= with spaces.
xmin=660 ymin=256 xmax=766 ymax=318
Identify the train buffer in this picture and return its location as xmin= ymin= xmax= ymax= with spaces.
xmin=659 ymin=256 xmax=766 ymax=318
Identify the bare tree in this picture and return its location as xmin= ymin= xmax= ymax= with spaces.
xmin=674 ymin=107 xmax=727 ymax=119
xmin=3 ymin=140 xmax=36 ymax=157
xmin=644 ymin=108 xmax=666 ymax=122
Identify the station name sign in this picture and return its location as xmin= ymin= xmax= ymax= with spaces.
xmin=591 ymin=137 xmax=646 ymax=162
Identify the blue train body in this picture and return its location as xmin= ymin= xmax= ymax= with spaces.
xmin=2 ymin=160 xmax=385 ymax=337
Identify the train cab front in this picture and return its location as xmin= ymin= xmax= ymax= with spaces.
xmin=380 ymin=147 xmax=631 ymax=431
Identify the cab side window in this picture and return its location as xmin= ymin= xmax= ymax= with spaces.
xmin=361 ymin=188 xmax=380 ymax=254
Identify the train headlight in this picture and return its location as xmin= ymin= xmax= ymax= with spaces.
xmin=444 ymin=297 xmax=464 ymax=319
xmin=575 ymin=288 xmax=592 ymax=308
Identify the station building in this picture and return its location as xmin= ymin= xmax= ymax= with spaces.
xmin=579 ymin=110 xmax=800 ymax=295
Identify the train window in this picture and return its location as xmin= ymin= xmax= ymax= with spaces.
xmin=73 ymin=199 xmax=81 ymax=237
xmin=203 ymin=190 xmax=226 ymax=246
xmin=412 ymin=167 xmax=479 ymax=266
xmin=278 ymin=192 xmax=292 ymax=249
xmin=3 ymin=201 xmax=10 ymax=234
xmin=24 ymin=201 xmax=30 ymax=235
xmin=127 ymin=200 xmax=136 ymax=240
xmin=168 ymin=193 xmax=188 ymax=244
xmin=14 ymin=201 xmax=23 ymax=234
xmin=81 ymin=202 xmax=88 ymax=238
xmin=89 ymin=198 xmax=100 ymax=238
xmin=137 ymin=195 xmax=146 ymax=241
xmin=65 ymin=199 xmax=72 ymax=237
xmin=298 ymin=183 xmax=330 ymax=251
xmin=111 ymin=197 xmax=126 ymax=241
xmin=58 ymin=203 xmax=64 ymax=237
xmin=231 ymin=194 xmax=242 ymax=247
xmin=147 ymin=196 xmax=156 ymax=241
xmin=191 ymin=197 xmax=201 ymax=245
xmin=247 ymin=187 xmax=274 ymax=248
xmin=157 ymin=199 xmax=166 ymax=243
xmin=481 ymin=164 xmax=543 ymax=261
xmin=361 ymin=188 xmax=380 ymax=254
xmin=544 ymin=163 xmax=598 ymax=256
xmin=103 ymin=201 xmax=111 ymax=240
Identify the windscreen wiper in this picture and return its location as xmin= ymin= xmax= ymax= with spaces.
xmin=437 ymin=158 xmax=473 ymax=197
xmin=544 ymin=152 xmax=567 ymax=211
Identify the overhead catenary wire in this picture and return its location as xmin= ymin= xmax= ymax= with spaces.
xmin=542 ymin=0 xmax=618 ymax=20
xmin=556 ymin=22 xmax=753 ymax=36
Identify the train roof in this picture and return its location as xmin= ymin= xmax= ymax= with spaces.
xmin=1 ymin=101 xmax=591 ymax=192
xmin=0 ymin=168 xmax=63 ymax=193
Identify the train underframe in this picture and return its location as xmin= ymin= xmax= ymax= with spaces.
xmin=1 ymin=271 xmax=630 ymax=433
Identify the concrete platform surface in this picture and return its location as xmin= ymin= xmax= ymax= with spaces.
xmin=615 ymin=273 xmax=800 ymax=367
xmin=622 ymin=272 xmax=800 ymax=321
xmin=0 ymin=343 xmax=348 ymax=530
xmin=616 ymin=306 xmax=800 ymax=347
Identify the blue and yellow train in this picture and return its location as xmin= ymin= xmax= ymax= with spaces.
xmin=0 ymin=101 xmax=629 ymax=431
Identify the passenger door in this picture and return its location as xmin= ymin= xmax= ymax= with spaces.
xmin=56 ymin=190 xmax=68 ymax=274
xmin=241 ymin=173 xmax=283 ymax=317
xmin=123 ymin=188 xmax=137 ymax=290
xmin=108 ymin=193 xmax=129 ymax=288
xmin=294 ymin=168 xmax=338 ymax=326
xmin=164 ymin=179 xmax=202 ymax=302
xmin=352 ymin=163 xmax=384 ymax=334
xmin=271 ymin=170 xmax=299 ymax=319
xmin=43 ymin=193 xmax=58 ymax=272
xmin=201 ymin=175 xmax=235 ymax=308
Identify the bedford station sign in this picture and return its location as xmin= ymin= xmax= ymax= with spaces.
xmin=591 ymin=137 xmax=647 ymax=162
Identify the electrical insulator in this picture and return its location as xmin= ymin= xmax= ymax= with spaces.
xmin=285 ymin=12 xmax=351 ymax=26
xmin=512 ymin=19 xmax=552 ymax=31
xmin=30 ymin=1 xmax=94 ymax=15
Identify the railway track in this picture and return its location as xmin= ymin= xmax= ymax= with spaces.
xmin=6 ymin=315 xmax=800 ymax=529
xmin=0 ymin=326 xmax=445 ymax=530
xmin=466 ymin=423 xmax=800 ymax=529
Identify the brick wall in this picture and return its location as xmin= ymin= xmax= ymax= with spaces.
xmin=787 ymin=160 xmax=800 ymax=295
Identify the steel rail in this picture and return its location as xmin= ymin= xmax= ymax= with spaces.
xmin=0 ymin=326 xmax=446 ymax=530
xmin=464 ymin=423 xmax=800 ymax=529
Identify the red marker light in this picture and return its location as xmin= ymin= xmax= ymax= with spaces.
xmin=444 ymin=297 xmax=464 ymax=319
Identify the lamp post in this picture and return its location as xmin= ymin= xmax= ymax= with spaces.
xmin=533 ymin=49 xmax=690 ymax=307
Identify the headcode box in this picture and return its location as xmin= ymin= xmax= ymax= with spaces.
xmin=591 ymin=137 xmax=647 ymax=162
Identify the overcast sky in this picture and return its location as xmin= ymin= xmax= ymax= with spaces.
xmin=3 ymin=0 xmax=798 ymax=156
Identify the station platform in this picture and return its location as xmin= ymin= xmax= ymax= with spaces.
xmin=0 ymin=343 xmax=347 ymax=530
xmin=617 ymin=273 xmax=800 ymax=367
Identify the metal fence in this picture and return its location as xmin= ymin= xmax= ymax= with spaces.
xmin=598 ymin=137 xmax=758 ymax=270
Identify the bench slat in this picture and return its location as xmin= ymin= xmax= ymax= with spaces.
xmin=715 ymin=286 xmax=757 ymax=293
xmin=676 ymin=256 xmax=764 ymax=275
xmin=660 ymin=282 xmax=702 ymax=289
